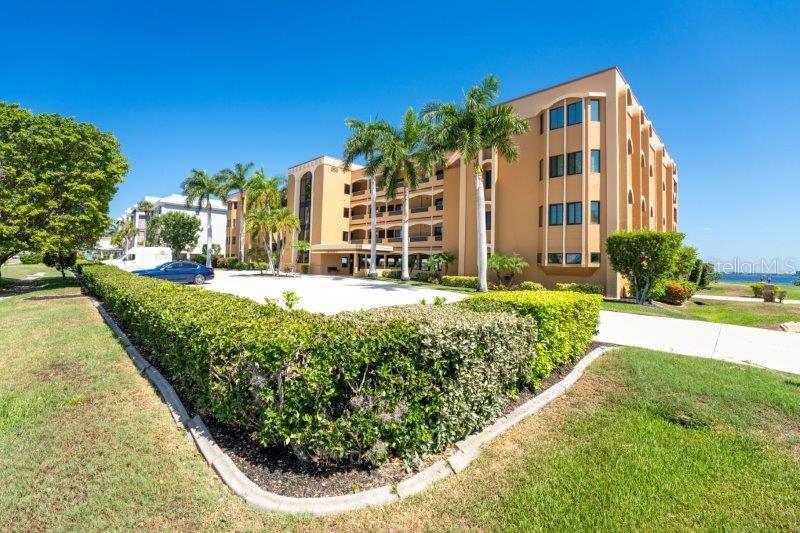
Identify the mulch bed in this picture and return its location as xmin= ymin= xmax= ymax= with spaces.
xmin=98 ymin=298 xmax=609 ymax=498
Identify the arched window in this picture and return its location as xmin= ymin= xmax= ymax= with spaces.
xmin=626 ymin=88 xmax=632 ymax=106
xmin=627 ymin=138 xmax=633 ymax=155
xmin=628 ymin=189 xmax=634 ymax=204
xmin=641 ymin=196 xmax=646 ymax=212
xmin=662 ymin=180 xmax=666 ymax=191
xmin=650 ymin=205 xmax=654 ymax=218
xmin=649 ymin=165 xmax=653 ymax=177
xmin=641 ymin=153 xmax=645 ymax=168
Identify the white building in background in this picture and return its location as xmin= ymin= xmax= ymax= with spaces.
xmin=119 ymin=194 xmax=227 ymax=257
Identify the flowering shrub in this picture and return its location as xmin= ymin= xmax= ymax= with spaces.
xmin=657 ymin=280 xmax=697 ymax=305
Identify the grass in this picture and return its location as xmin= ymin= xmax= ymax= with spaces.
xmin=371 ymin=275 xmax=477 ymax=293
xmin=603 ymin=298 xmax=800 ymax=328
xmin=0 ymin=262 xmax=61 ymax=284
xmin=2 ymin=280 xmax=799 ymax=530
xmin=699 ymin=281 xmax=800 ymax=300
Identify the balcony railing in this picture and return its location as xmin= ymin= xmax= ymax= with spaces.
xmin=386 ymin=209 xmax=402 ymax=216
xmin=352 ymin=189 xmax=367 ymax=196
xmin=351 ymin=214 xmax=366 ymax=220
xmin=410 ymin=235 xmax=430 ymax=242
xmin=387 ymin=237 xmax=402 ymax=242
xmin=410 ymin=206 xmax=430 ymax=214
xmin=434 ymin=235 xmax=443 ymax=241
xmin=436 ymin=173 xmax=444 ymax=181
xmin=350 ymin=239 xmax=367 ymax=244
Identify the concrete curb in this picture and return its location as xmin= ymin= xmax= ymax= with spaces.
xmin=89 ymin=295 xmax=608 ymax=515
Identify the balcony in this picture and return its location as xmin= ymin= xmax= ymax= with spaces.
xmin=352 ymin=189 xmax=368 ymax=197
xmin=434 ymin=235 xmax=443 ymax=241
xmin=410 ymin=235 xmax=429 ymax=242
xmin=388 ymin=237 xmax=402 ymax=242
xmin=386 ymin=209 xmax=402 ymax=216
xmin=410 ymin=206 xmax=429 ymax=214
xmin=351 ymin=214 xmax=366 ymax=220
xmin=350 ymin=239 xmax=367 ymax=244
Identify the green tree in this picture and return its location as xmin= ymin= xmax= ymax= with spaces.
xmin=0 ymin=103 xmax=128 ymax=281
xmin=43 ymin=249 xmax=78 ymax=279
xmin=606 ymin=230 xmax=685 ymax=304
xmin=423 ymin=75 xmax=529 ymax=292
xmin=245 ymin=205 xmax=276 ymax=274
xmin=673 ymin=246 xmax=697 ymax=280
xmin=147 ymin=212 xmax=201 ymax=258
xmin=246 ymin=169 xmax=285 ymax=274
xmin=219 ymin=162 xmax=255 ymax=262
xmin=271 ymin=207 xmax=300 ymax=275
xmin=487 ymin=253 xmax=530 ymax=286
xmin=428 ymin=251 xmax=456 ymax=283
xmin=343 ymin=118 xmax=390 ymax=278
xmin=112 ymin=220 xmax=137 ymax=251
xmin=374 ymin=108 xmax=443 ymax=281
xmin=181 ymin=169 xmax=224 ymax=268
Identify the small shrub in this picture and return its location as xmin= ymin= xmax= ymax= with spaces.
xmin=433 ymin=295 xmax=446 ymax=305
xmin=657 ymin=280 xmax=697 ymax=305
xmin=776 ymin=290 xmax=787 ymax=303
xmin=282 ymin=290 xmax=300 ymax=310
xmin=794 ymin=279 xmax=800 ymax=287
xmin=750 ymin=282 xmax=766 ymax=298
xmin=555 ymin=282 xmax=604 ymax=295
xmin=19 ymin=252 xmax=43 ymax=264
xmin=415 ymin=271 xmax=435 ymax=283
xmin=460 ymin=290 xmax=601 ymax=388
xmin=441 ymin=275 xmax=478 ymax=289
xmin=43 ymin=249 xmax=77 ymax=279
xmin=381 ymin=269 xmax=402 ymax=279
xmin=518 ymin=281 xmax=544 ymax=291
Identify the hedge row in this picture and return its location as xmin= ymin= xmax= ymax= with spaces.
xmin=459 ymin=291 xmax=602 ymax=387
xmin=441 ymin=275 xmax=479 ymax=289
xmin=82 ymin=264 xmax=537 ymax=466
xmin=555 ymin=282 xmax=604 ymax=295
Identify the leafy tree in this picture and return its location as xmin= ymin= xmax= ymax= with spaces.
xmin=246 ymin=169 xmax=285 ymax=273
xmin=606 ymin=230 xmax=685 ymax=304
xmin=0 ymin=103 xmax=128 ymax=281
xmin=43 ymin=249 xmax=77 ymax=279
xmin=487 ymin=253 xmax=530 ymax=286
xmin=202 ymin=243 xmax=222 ymax=258
xmin=428 ymin=251 xmax=456 ymax=283
xmin=423 ymin=75 xmax=529 ymax=291
xmin=673 ymin=246 xmax=697 ymax=280
xmin=219 ymin=162 xmax=255 ymax=262
xmin=112 ymin=220 xmax=137 ymax=251
xmin=181 ymin=169 xmax=224 ymax=267
xmin=374 ymin=108 xmax=443 ymax=281
xmin=245 ymin=205 xmax=277 ymax=274
xmin=271 ymin=207 xmax=300 ymax=275
xmin=689 ymin=259 xmax=720 ymax=289
xmin=343 ymin=118 xmax=390 ymax=278
xmin=147 ymin=212 xmax=201 ymax=258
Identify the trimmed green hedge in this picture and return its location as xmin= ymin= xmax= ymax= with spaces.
xmin=441 ymin=275 xmax=478 ymax=289
xmin=82 ymin=264 xmax=537 ymax=466
xmin=555 ymin=282 xmax=604 ymax=295
xmin=459 ymin=291 xmax=601 ymax=387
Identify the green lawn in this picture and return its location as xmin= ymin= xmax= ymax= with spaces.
xmin=2 ymin=281 xmax=799 ymax=530
xmin=372 ymin=276 xmax=477 ymax=293
xmin=603 ymin=298 xmax=800 ymax=328
xmin=700 ymin=281 xmax=800 ymax=300
xmin=0 ymin=262 xmax=61 ymax=284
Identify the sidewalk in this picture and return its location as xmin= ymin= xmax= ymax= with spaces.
xmin=595 ymin=310 xmax=800 ymax=375
xmin=694 ymin=294 xmax=800 ymax=305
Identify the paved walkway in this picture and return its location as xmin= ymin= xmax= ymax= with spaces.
xmin=694 ymin=294 xmax=800 ymax=305
xmin=595 ymin=310 xmax=800 ymax=374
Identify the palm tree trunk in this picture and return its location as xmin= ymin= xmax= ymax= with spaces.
xmin=262 ymin=236 xmax=270 ymax=275
xmin=277 ymin=234 xmax=285 ymax=274
xmin=239 ymin=191 xmax=246 ymax=263
xmin=266 ymin=232 xmax=275 ymax=275
xmin=401 ymin=185 xmax=410 ymax=281
xmin=368 ymin=176 xmax=378 ymax=278
xmin=205 ymin=201 xmax=213 ymax=268
xmin=474 ymin=171 xmax=488 ymax=292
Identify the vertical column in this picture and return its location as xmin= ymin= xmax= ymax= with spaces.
xmin=562 ymin=99 xmax=567 ymax=259
xmin=544 ymin=108 xmax=549 ymax=265
xmin=457 ymin=163 xmax=467 ymax=274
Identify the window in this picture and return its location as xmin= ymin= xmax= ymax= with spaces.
xmin=435 ymin=169 xmax=444 ymax=181
xmin=537 ymin=253 xmax=542 ymax=264
xmin=343 ymin=207 xmax=350 ymax=218
xmin=567 ymin=151 xmax=582 ymax=175
xmin=567 ymin=101 xmax=582 ymax=126
xmin=230 ymin=236 xmax=236 ymax=245
xmin=590 ymin=252 xmax=601 ymax=263
xmin=627 ymin=138 xmax=633 ymax=155
xmin=484 ymin=169 xmax=492 ymax=189
xmin=590 ymin=99 xmax=600 ymax=121
xmin=549 ymin=155 xmax=564 ymax=178
xmin=590 ymin=201 xmax=600 ymax=224
xmin=344 ymin=184 xmax=351 ymax=194
xmin=549 ymin=107 xmax=564 ymax=129
xmin=538 ymin=205 xmax=543 ymax=227
xmin=433 ymin=226 xmax=442 ymax=237
xmin=485 ymin=211 xmax=492 ymax=230
xmin=342 ymin=231 xmax=349 ymax=241
xmin=549 ymin=203 xmax=563 ymax=225
xmin=567 ymin=202 xmax=582 ymax=224
xmin=340 ymin=256 xmax=349 ymax=268
xmin=539 ymin=113 xmax=544 ymax=134
xmin=566 ymin=253 xmax=582 ymax=265
xmin=538 ymin=159 xmax=543 ymax=181
xmin=649 ymin=165 xmax=653 ymax=177
xmin=548 ymin=253 xmax=563 ymax=264
xmin=590 ymin=149 xmax=601 ymax=172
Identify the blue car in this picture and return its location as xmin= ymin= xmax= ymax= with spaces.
xmin=133 ymin=261 xmax=214 ymax=284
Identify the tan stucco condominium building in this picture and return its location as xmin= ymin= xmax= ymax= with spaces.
xmin=227 ymin=67 xmax=679 ymax=297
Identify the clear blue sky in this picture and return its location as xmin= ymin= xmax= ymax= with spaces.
xmin=3 ymin=1 xmax=798 ymax=270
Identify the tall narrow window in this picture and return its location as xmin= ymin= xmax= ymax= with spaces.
xmin=343 ymin=207 xmax=350 ymax=218
xmin=549 ymin=203 xmax=564 ymax=226
xmin=344 ymin=184 xmax=351 ymax=194
xmin=538 ymin=159 xmax=543 ymax=181
xmin=549 ymin=155 xmax=564 ymax=178
xmin=485 ymin=211 xmax=492 ymax=230
xmin=567 ymin=202 xmax=582 ymax=225
xmin=538 ymin=205 xmax=543 ymax=227
xmin=590 ymin=201 xmax=600 ymax=223
xmin=539 ymin=113 xmax=544 ymax=134
xmin=567 ymin=151 xmax=583 ymax=175
xmin=484 ymin=169 xmax=492 ymax=189
xmin=591 ymin=149 xmax=601 ymax=172
xmin=589 ymin=99 xmax=600 ymax=121
xmin=549 ymin=107 xmax=564 ymax=130
xmin=567 ymin=101 xmax=582 ymax=126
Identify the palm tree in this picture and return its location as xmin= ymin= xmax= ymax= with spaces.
xmin=181 ymin=169 xmax=224 ymax=267
xmin=428 ymin=251 xmax=456 ymax=283
xmin=136 ymin=200 xmax=155 ymax=245
xmin=342 ymin=118 xmax=390 ymax=278
xmin=270 ymin=207 xmax=300 ymax=275
xmin=375 ymin=108 xmax=443 ymax=281
xmin=245 ymin=205 xmax=275 ymax=275
xmin=424 ymin=75 xmax=529 ymax=291
xmin=247 ymin=169 xmax=285 ymax=274
xmin=219 ymin=162 xmax=255 ymax=263
xmin=112 ymin=220 xmax=137 ymax=252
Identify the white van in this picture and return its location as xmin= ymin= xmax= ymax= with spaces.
xmin=104 ymin=246 xmax=172 ymax=271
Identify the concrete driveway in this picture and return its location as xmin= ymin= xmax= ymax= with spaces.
xmin=203 ymin=270 xmax=466 ymax=314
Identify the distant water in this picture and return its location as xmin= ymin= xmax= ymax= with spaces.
xmin=720 ymin=273 xmax=799 ymax=285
